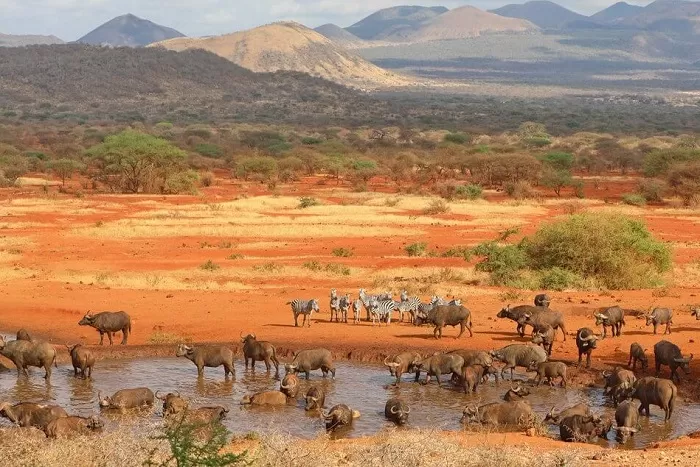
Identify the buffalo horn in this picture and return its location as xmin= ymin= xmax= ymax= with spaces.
xmin=383 ymin=356 xmax=392 ymax=366
xmin=155 ymin=390 xmax=165 ymax=400
xmin=390 ymin=405 xmax=398 ymax=414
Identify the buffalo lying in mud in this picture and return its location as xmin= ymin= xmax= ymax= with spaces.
xmin=99 ymin=387 xmax=154 ymax=412
xmin=241 ymin=391 xmax=288 ymax=406
xmin=0 ymin=402 xmax=67 ymax=430
xmin=384 ymin=398 xmax=410 ymax=426
xmin=280 ymin=374 xmax=300 ymax=398
xmin=323 ymin=404 xmax=360 ymax=431
xmin=44 ymin=416 xmax=103 ymax=438
xmin=544 ymin=403 xmax=591 ymax=425
xmin=461 ymin=401 xmax=535 ymax=426
xmin=559 ymin=414 xmax=612 ymax=443
xmin=304 ymin=386 xmax=325 ymax=411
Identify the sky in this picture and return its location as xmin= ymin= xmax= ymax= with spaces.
xmin=0 ymin=0 xmax=652 ymax=41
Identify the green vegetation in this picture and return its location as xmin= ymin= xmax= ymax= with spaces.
xmin=200 ymin=260 xmax=220 ymax=271
xmin=47 ymin=159 xmax=86 ymax=186
xmin=444 ymin=132 xmax=470 ymax=145
xmin=422 ymin=199 xmax=450 ymax=215
xmin=298 ymin=197 xmax=319 ymax=209
xmin=253 ymin=262 xmax=283 ymax=273
xmin=405 ymin=242 xmax=428 ymax=257
xmin=145 ymin=420 xmax=247 ymax=467
xmin=332 ymin=247 xmax=353 ymax=257
xmin=471 ymin=214 xmax=671 ymax=290
xmin=195 ymin=143 xmax=223 ymax=158
xmin=667 ymin=162 xmax=700 ymax=206
xmin=303 ymin=261 xmax=351 ymax=275
xmin=622 ymin=193 xmax=646 ymax=206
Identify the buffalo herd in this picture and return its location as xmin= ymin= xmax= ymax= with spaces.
xmin=0 ymin=294 xmax=697 ymax=444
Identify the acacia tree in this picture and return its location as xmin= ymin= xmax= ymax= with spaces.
xmin=87 ymin=131 xmax=187 ymax=193
xmin=48 ymin=159 xmax=86 ymax=186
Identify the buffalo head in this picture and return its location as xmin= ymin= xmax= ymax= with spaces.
xmin=673 ymin=354 xmax=694 ymax=375
xmin=496 ymin=304 xmax=511 ymax=319
xmin=78 ymin=311 xmax=95 ymax=326
xmin=175 ymin=344 xmax=192 ymax=357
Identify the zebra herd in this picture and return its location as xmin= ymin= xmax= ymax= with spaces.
xmin=289 ymin=289 xmax=461 ymax=327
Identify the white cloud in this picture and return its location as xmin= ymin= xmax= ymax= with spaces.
xmin=0 ymin=0 xmax=651 ymax=41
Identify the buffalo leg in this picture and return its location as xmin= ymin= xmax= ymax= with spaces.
xmin=666 ymin=322 xmax=672 ymax=334
xmin=655 ymin=361 xmax=661 ymax=378
xmin=44 ymin=364 xmax=51 ymax=380
xmin=121 ymin=328 xmax=128 ymax=345
xmin=517 ymin=323 xmax=524 ymax=337
xmin=197 ymin=365 xmax=204 ymax=377
xmin=107 ymin=332 xmax=114 ymax=346
xmin=74 ymin=366 xmax=79 ymax=377
xmin=586 ymin=351 xmax=591 ymax=369
xmin=653 ymin=323 xmax=657 ymax=335
xmin=456 ymin=324 xmax=465 ymax=339
xmin=628 ymin=355 xmax=633 ymax=370
xmin=98 ymin=331 xmax=104 ymax=345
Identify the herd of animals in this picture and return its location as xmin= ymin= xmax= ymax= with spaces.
xmin=0 ymin=293 xmax=699 ymax=444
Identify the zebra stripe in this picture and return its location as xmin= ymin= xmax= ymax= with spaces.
xmin=287 ymin=299 xmax=319 ymax=328
xmin=369 ymin=299 xmax=397 ymax=326
xmin=352 ymin=299 xmax=362 ymax=324
xmin=397 ymin=296 xmax=421 ymax=323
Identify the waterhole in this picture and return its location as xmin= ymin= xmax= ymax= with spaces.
xmin=0 ymin=356 xmax=698 ymax=448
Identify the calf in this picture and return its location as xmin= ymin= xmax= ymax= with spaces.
xmin=304 ymin=386 xmax=325 ymax=411
xmin=531 ymin=325 xmax=555 ymax=356
xmin=65 ymin=344 xmax=95 ymax=379
xmin=628 ymin=343 xmax=648 ymax=371
xmin=646 ymin=307 xmax=673 ymax=335
xmin=531 ymin=361 xmax=567 ymax=387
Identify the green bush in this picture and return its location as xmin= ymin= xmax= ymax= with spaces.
xmin=525 ymin=213 xmax=671 ymax=289
xmin=444 ymin=132 xmax=470 ymax=145
xmin=302 ymin=260 xmax=322 ymax=271
xmin=472 ymin=241 xmax=529 ymax=286
xmin=236 ymin=156 xmax=277 ymax=181
xmin=163 ymin=170 xmax=199 ymax=194
xmin=638 ymin=179 xmax=667 ymax=203
xmin=505 ymin=181 xmax=536 ymax=199
xmin=441 ymin=246 xmax=472 ymax=261
xmin=195 ymin=143 xmax=223 ymax=158
xmin=540 ymin=152 xmax=574 ymax=170
xmin=405 ymin=242 xmax=428 ymax=257
xmin=298 ymin=197 xmax=319 ymax=209
xmin=455 ymin=184 xmax=483 ymax=200
xmin=422 ymin=199 xmax=450 ymax=215
xmin=332 ymin=247 xmax=353 ymax=257
xmin=325 ymin=263 xmax=351 ymax=276
xmin=200 ymin=260 xmax=220 ymax=271
xmin=301 ymin=137 xmax=322 ymax=145
xmin=643 ymin=148 xmax=700 ymax=177
xmin=200 ymin=172 xmax=215 ymax=187
xmin=537 ymin=267 xmax=582 ymax=291
xmin=622 ymin=193 xmax=646 ymax=206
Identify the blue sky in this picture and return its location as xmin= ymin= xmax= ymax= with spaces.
xmin=0 ymin=1 xmax=651 ymax=40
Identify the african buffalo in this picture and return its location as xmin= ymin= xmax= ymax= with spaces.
xmin=157 ymin=391 xmax=228 ymax=424
xmin=241 ymin=391 xmax=288 ymax=406
xmin=520 ymin=310 xmax=567 ymax=341
xmin=414 ymin=304 xmax=472 ymax=339
xmin=534 ymin=293 xmax=551 ymax=308
xmin=461 ymin=401 xmax=535 ymax=426
xmin=615 ymin=400 xmax=639 ymax=443
xmin=631 ymin=376 xmax=677 ymax=421
xmin=16 ymin=329 xmax=32 ymax=341
xmin=594 ymin=306 xmax=625 ymax=338
xmin=383 ymin=352 xmax=422 ymax=385
xmin=490 ymin=344 xmax=547 ymax=380
xmin=285 ymin=348 xmax=335 ymax=380
xmin=323 ymin=404 xmax=360 ymax=431
xmin=240 ymin=333 xmax=279 ymax=375
xmin=645 ymin=307 xmax=673 ymax=335
xmin=176 ymin=344 xmax=235 ymax=378
xmin=497 ymin=304 xmax=548 ymax=337
xmin=0 ymin=336 xmax=57 ymax=380
xmin=531 ymin=325 xmax=555 ymax=356
xmin=78 ymin=311 xmax=131 ymax=345
xmin=531 ymin=361 xmax=567 ymax=387
xmin=628 ymin=343 xmax=648 ymax=371
xmin=544 ymin=403 xmax=591 ymax=425
xmin=280 ymin=374 xmax=300 ymax=398
xmin=603 ymin=368 xmax=637 ymax=406
xmin=0 ymin=402 xmax=67 ymax=429
xmin=304 ymin=386 xmax=325 ymax=411
xmin=99 ymin=387 xmax=154 ymax=412
xmin=416 ymin=353 xmax=464 ymax=386
xmin=575 ymin=328 xmax=599 ymax=368
xmin=65 ymin=344 xmax=95 ymax=379
xmin=559 ymin=414 xmax=612 ymax=442
xmin=44 ymin=416 xmax=103 ymax=438
xmin=503 ymin=384 xmax=530 ymax=401
xmin=654 ymin=340 xmax=693 ymax=382
xmin=384 ymin=398 xmax=409 ymax=426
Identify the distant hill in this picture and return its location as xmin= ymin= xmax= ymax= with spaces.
xmin=345 ymin=5 xmax=448 ymax=40
xmin=490 ymin=1 xmax=587 ymax=29
xmin=0 ymin=32 xmax=64 ymax=47
xmin=153 ymin=22 xmax=408 ymax=88
xmin=589 ymin=2 xmax=644 ymax=25
xmin=0 ymin=45 xmax=378 ymax=124
xmin=619 ymin=0 xmax=700 ymax=32
xmin=77 ymin=13 xmax=185 ymax=47
xmin=314 ymin=24 xmax=366 ymax=49
xmin=391 ymin=6 xmax=539 ymax=42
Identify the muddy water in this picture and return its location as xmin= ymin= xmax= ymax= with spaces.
xmin=0 ymin=357 xmax=699 ymax=448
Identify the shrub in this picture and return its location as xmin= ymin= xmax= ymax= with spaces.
xmin=144 ymin=420 xmax=246 ymax=467
xmin=622 ymin=193 xmax=646 ymax=206
xmin=537 ymin=267 xmax=581 ymax=291
xmin=200 ymin=260 xmax=220 ymax=271
xmin=666 ymin=161 xmax=700 ymax=205
xmin=505 ymin=181 xmax=536 ymax=199
xmin=524 ymin=136 xmax=552 ymax=147
xmin=332 ymin=247 xmax=353 ymax=257
xmin=525 ymin=213 xmax=671 ymax=289
xmin=441 ymin=246 xmax=472 ymax=261
xmin=444 ymin=132 xmax=470 ymax=145
xmin=541 ymin=168 xmax=574 ymax=197
xmin=422 ymin=199 xmax=450 ymax=215
xmin=455 ymin=184 xmax=483 ymax=200
xmin=472 ymin=241 xmax=529 ymax=286
xmin=163 ymin=170 xmax=199 ymax=194
xmin=405 ymin=242 xmax=428 ymax=257
xmin=253 ymin=262 xmax=283 ymax=273
xmin=301 ymin=137 xmax=322 ymax=145
xmin=47 ymin=158 xmax=86 ymax=186
xmin=643 ymin=148 xmax=700 ymax=177
xmin=200 ymin=172 xmax=215 ymax=187
xmin=638 ymin=179 xmax=667 ymax=203
xmin=540 ymin=152 xmax=575 ymax=171
xmin=302 ymin=261 xmax=322 ymax=271
xmin=195 ymin=143 xmax=223 ymax=158
xmin=227 ymin=253 xmax=243 ymax=260
xmin=325 ymin=263 xmax=351 ymax=276
xmin=236 ymin=156 xmax=277 ymax=181
xmin=0 ymin=154 xmax=29 ymax=183
xmin=298 ymin=197 xmax=319 ymax=209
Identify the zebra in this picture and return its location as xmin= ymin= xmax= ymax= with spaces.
xmin=359 ymin=288 xmax=377 ymax=321
xmin=338 ymin=294 xmax=351 ymax=323
xmin=377 ymin=291 xmax=393 ymax=301
xmin=431 ymin=296 xmax=462 ymax=307
xmin=396 ymin=296 xmax=421 ymax=323
xmin=369 ymin=299 xmax=397 ymax=326
xmin=415 ymin=301 xmax=435 ymax=325
xmin=287 ymin=299 xmax=319 ymax=328
xmin=330 ymin=293 xmax=341 ymax=322
xmin=352 ymin=299 xmax=362 ymax=324
xmin=400 ymin=290 xmax=408 ymax=303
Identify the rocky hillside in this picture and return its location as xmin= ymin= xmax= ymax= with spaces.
xmin=0 ymin=33 xmax=64 ymax=47
xmin=345 ymin=5 xmax=448 ymax=40
xmin=77 ymin=13 xmax=185 ymax=47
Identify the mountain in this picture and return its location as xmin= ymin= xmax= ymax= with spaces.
xmin=390 ymin=6 xmax=539 ymax=42
xmin=152 ymin=22 xmax=407 ymax=88
xmin=345 ymin=5 xmax=448 ymax=40
xmin=589 ymin=2 xmax=644 ymax=25
xmin=314 ymin=24 xmax=366 ymax=49
xmin=0 ymin=45 xmax=378 ymax=124
xmin=619 ymin=0 xmax=700 ymax=31
xmin=0 ymin=32 xmax=64 ymax=47
xmin=490 ymin=1 xmax=587 ymax=29
xmin=77 ymin=13 xmax=185 ymax=47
